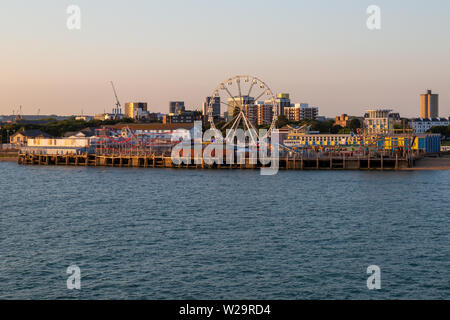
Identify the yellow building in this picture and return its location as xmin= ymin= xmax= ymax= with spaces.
xmin=125 ymin=102 xmax=148 ymax=119
xmin=9 ymin=129 xmax=52 ymax=147
xmin=420 ymin=90 xmax=439 ymax=119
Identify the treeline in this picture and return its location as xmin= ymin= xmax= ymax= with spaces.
xmin=0 ymin=117 xmax=134 ymax=143
xmin=206 ymin=117 xmax=362 ymax=136
xmin=427 ymin=125 xmax=450 ymax=139
xmin=276 ymin=116 xmax=362 ymax=134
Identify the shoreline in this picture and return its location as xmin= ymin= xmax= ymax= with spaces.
xmin=0 ymin=157 xmax=18 ymax=162
xmin=405 ymin=157 xmax=450 ymax=171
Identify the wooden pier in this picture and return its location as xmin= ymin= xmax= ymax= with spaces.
xmin=17 ymin=153 xmax=414 ymax=170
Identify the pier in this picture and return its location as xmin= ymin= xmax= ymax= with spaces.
xmin=17 ymin=153 xmax=414 ymax=170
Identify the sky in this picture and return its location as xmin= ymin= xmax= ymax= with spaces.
xmin=0 ymin=0 xmax=449 ymax=118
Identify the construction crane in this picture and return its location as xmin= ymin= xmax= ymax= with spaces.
xmin=110 ymin=81 xmax=122 ymax=117
xmin=15 ymin=105 xmax=23 ymax=122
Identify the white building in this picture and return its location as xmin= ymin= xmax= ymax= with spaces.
xmin=364 ymin=109 xmax=394 ymax=135
xmin=22 ymin=129 xmax=98 ymax=155
xmin=411 ymin=118 xmax=450 ymax=134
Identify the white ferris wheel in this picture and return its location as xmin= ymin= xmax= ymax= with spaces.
xmin=207 ymin=75 xmax=279 ymax=144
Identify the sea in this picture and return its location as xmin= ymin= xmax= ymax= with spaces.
xmin=0 ymin=162 xmax=449 ymax=299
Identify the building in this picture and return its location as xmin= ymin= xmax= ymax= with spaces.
xmin=390 ymin=113 xmax=401 ymax=121
xmin=24 ymin=137 xmax=93 ymax=154
xmin=298 ymin=104 xmax=319 ymax=121
xmin=364 ymin=109 xmax=394 ymax=135
xmin=169 ymin=101 xmax=185 ymax=114
xmin=148 ymin=112 xmax=163 ymax=122
xmin=103 ymin=123 xmax=196 ymax=144
xmin=163 ymin=111 xmax=202 ymax=124
xmin=75 ymin=115 xmax=94 ymax=121
xmin=125 ymin=102 xmax=148 ymax=119
xmin=94 ymin=113 xmax=114 ymax=121
xmin=335 ymin=114 xmax=350 ymax=127
xmin=254 ymin=102 xmax=274 ymax=126
xmin=227 ymin=96 xmax=255 ymax=118
xmin=103 ymin=123 xmax=195 ymax=132
xmin=9 ymin=129 xmax=53 ymax=147
xmin=420 ymin=90 xmax=439 ymax=118
xmin=275 ymin=93 xmax=290 ymax=116
xmin=283 ymin=125 xmax=354 ymax=147
xmin=63 ymin=127 xmax=97 ymax=138
xmin=284 ymin=103 xmax=319 ymax=122
xmin=241 ymin=104 xmax=258 ymax=126
xmin=283 ymin=125 xmax=441 ymax=153
xmin=411 ymin=118 xmax=450 ymax=134
xmin=19 ymin=128 xmax=99 ymax=155
xmin=202 ymin=96 xmax=221 ymax=120
xmin=284 ymin=105 xmax=300 ymax=122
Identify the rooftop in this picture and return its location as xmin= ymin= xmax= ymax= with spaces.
xmin=103 ymin=123 xmax=195 ymax=131
xmin=11 ymin=129 xmax=53 ymax=138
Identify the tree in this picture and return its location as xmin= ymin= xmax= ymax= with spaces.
xmin=427 ymin=125 xmax=450 ymax=139
xmin=330 ymin=125 xmax=343 ymax=134
xmin=276 ymin=115 xmax=288 ymax=128
xmin=348 ymin=118 xmax=361 ymax=131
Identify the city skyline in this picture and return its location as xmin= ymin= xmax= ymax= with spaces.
xmin=1 ymin=0 xmax=449 ymax=117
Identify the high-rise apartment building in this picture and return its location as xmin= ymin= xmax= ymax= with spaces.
xmin=227 ymin=96 xmax=255 ymax=118
xmin=202 ymin=96 xmax=221 ymax=120
xmin=284 ymin=103 xmax=319 ymax=122
xmin=169 ymin=101 xmax=185 ymax=114
xmin=420 ymin=90 xmax=439 ymax=118
xmin=242 ymin=104 xmax=258 ymax=126
xmin=275 ymin=93 xmax=291 ymax=116
xmin=124 ymin=102 xmax=148 ymax=119
xmin=225 ymin=96 xmax=274 ymax=126
xmin=254 ymin=102 xmax=274 ymax=126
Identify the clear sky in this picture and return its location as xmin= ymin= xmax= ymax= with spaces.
xmin=1 ymin=0 xmax=449 ymax=117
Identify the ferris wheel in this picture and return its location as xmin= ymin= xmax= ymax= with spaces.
xmin=207 ymin=75 xmax=279 ymax=144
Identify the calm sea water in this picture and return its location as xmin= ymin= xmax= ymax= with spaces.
xmin=0 ymin=162 xmax=449 ymax=299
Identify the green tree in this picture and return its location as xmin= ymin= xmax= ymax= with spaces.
xmin=276 ymin=115 xmax=288 ymax=128
xmin=427 ymin=125 xmax=450 ymax=138
xmin=348 ymin=118 xmax=361 ymax=131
